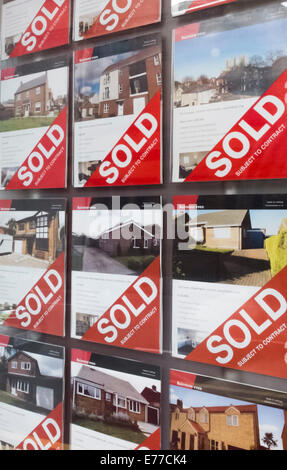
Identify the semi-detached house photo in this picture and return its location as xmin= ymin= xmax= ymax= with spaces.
xmin=0 ymin=344 xmax=64 ymax=448
xmin=71 ymin=364 xmax=160 ymax=445
xmin=74 ymin=44 xmax=161 ymax=181
xmin=170 ymin=386 xmax=287 ymax=450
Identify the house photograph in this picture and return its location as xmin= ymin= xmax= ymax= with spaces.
xmin=74 ymin=44 xmax=161 ymax=122
xmin=170 ymin=385 xmax=285 ymax=450
xmin=174 ymin=208 xmax=287 ymax=287
xmin=0 ymin=68 xmax=68 ymax=132
xmin=0 ymin=210 xmax=65 ymax=269
xmin=71 ymin=362 xmax=160 ymax=445
xmin=0 ymin=345 xmax=63 ymax=416
xmin=174 ymin=16 xmax=287 ymax=109
xmin=72 ymin=209 xmax=161 ymax=276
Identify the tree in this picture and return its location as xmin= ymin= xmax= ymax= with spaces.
xmin=262 ymin=433 xmax=278 ymax=450
xmin=6 ymin=218 xmax=16 ymax=236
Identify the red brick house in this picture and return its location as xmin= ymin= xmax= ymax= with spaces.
xmin=141 ymin=385 xmax=160 ymax=425
xmin=14 ymin=211 xmax=61 ymax=262
xmin=14 ymin=73 xmax=53 ymax=118
xmin=6 ymin=351 xmax=62 ymax=411
xmin=99 ymin=45 xmax=161 ymax=118
xmin=72 ymin=366 xmax=149 ymax=423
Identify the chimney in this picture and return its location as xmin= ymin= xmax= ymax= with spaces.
xmin=177 ymin=399 xmax=183 ymax=410
xmin=152 ymin=385 xmax=157 ymax=392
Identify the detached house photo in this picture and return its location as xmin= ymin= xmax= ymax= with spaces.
xmin=170 ymin=387 xmax=285 ymax=450
xmin=0 ymin=347 xmax=63 ymax=416
xmin=0 ymin=209 xmax=64 ymax=269
xmin=71 ymin=364 xmax=160 ymax=445
xmin=0 ymin=67 xmax=68 ymax=133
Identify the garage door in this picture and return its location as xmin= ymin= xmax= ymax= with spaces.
xmin=36 ymin=387 xmax=54 ymax=410
xmin=14 ymin=240 xmax=23 ymax=254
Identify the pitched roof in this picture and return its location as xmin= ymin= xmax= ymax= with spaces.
xmin=182 ymin=404 xmax=258 ymax=414
xmin=75 ymin=366 xmax=149 ymax=404
xmin=184 ymin=419 xmax=206 ymax=434
xmin=15 ymin=73 xmax=47 ymax=95
xmin=188 ymin=210 xmax=248 ymax=228
xmin=103 ymin=45 xmax=160 ymax=74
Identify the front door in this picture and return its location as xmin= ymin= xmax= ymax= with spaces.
xmin=11 ymin=380 xmax=17 ymax=396
xmin=24 ymin=105 xmax=30 ymax=117
xmin=133 ymin=97 xmax=145 ymax=115
xmin=181 ymin=432 xmax=186 ymax=450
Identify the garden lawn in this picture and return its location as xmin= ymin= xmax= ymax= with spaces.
xmin=73 ymin=416 xmax=146 ymax=444
xmin=0 ymin=116 xmax=56 ymax=132
xmin=0 ymin=389 xmax=48 ymax=415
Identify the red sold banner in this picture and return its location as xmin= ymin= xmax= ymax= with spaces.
xmin=4 ymin=253 xmax=65 ymax=336
xmin=6 ymin=107 xmax=67 ymax=190
xmin=186 ymin=265 xmax=287 ymax=379
xmin=84 ymin=91 xmax=161 ymax=187
xmin=10 ymin=0 xmax=70 ymax=58
xmin=136 ymin=428 xmax=161 ymax=450
xmin=82 ymin=0 xmax=161 ymax=39
xmin=16 ymin=403 xmax=63 ymax=450
xmin=184 ymin=0 xmax=236 ymax=13
xmin=185 ymin=69 xmax=287 ymax=182
xmin=82 ymin=256 xmax=161 ymax=353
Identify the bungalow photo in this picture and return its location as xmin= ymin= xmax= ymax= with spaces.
xmin=174 ymin=208 xmax=287 ymax=286
xmin=0 ymin=344 xmax=63 ymax=420
xmin=0 ymin=68 xmax=68 ymax=134
xmin=71 ymin=362 xmax=160 ymax=447
xmin=170 ymin=385 xmax=286 ymax=450
xmin=174 ymin=16 xmax=287 ymax=178
xmin=72 ymin=208 xmax=161 ymax=276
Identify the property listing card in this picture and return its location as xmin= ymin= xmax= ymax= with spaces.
xmin=1 ymin=0 xmax=70 ymax=60
xmin=0 ymin=58 xmax=69 ymax=190
xmin=71 ymin=349 xmax=161 ymax=450
xmin=0 ymin=335 xmax=64 ymax=450
xmin=171 ymin=0 xmax=236 ymax=16
xmin=71 ymin=196 xmax=162 ymax=353
xmin=73 ymin=0 xmax=161 ymax=41
xmin=0 ymin=199 xmax=66 ymax=336
xmin=170 ymin=369 xmax=287 ymax=451
xmin=172 ymin=194 xmax=287 ymax=379
xmin=73 ymin=34 xmax=162 ymax=188
xmin=172 ymin=1 xmax=287 ymax=182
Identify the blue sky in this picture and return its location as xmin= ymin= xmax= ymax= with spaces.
xmin=174 ymin=16 xmax=287 ymax=82
xmin=186 ymin=209 xmax=287 ymax=236
xmin=170 ymin=385 xmax=284 ymax=450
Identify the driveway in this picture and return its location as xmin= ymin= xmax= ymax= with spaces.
xmin=138 ymin=422 xmax=158 ymax=437
xmin=0 ymin=252 xmax=49 ymax=269
xmin=82 ymin=247 xmax=135 ymax=275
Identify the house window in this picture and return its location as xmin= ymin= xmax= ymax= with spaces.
xmin=210 ymin=440 xmax=219 ymax=450
xmin=77 ymin=382 xmax=101 ymax=400
xmin=11 ymin=361 xmax=17 ymax=369
xmin=104 ymin=73 xmax=110 ymax=85
xmin=105 ymin=393 xmax=112 ymax=402
xmin=103 ymin=103 xmax=110 ymax=114
xmin=17 ymin=380 xmax=29 ymax=393
xmin=199 ymin=410 xmax=208 ymax=423
xmin=156 ymin=73 xmax=162 ymax=85
xmin=18 ymin=223 xmax=25 ymax=231
xmin=21 ymin=362 xmax=31 ymax=371
xmin=36 ymin=87 xmax=41 ymax=95
xmin=129 ymin=60 xmax=146 ymax=77
xmin=113 ymin=395 xmax=127 ymax=409
xmin=130 ymin=76 xmax=148 ymax=95
xmin=144 ymin=238 xmax=149 ymax=249
xmin=103 ymin=87 xmax=110 ymax=100
xmin=227 ymin=415 xmax=239 ymax=426
xmin=29 ymin=221 xmax=36 ymax=229
xmin=132 ymin=236 xmax=140 ymax=248
xmin=154 ymin=54 xmax=161 ymax=66
xmin=129 ymin=400 xmax=140 ymax=414
xmin=36 ymin=215 xmax=49 ymax=251
xmin=35 ymin=102 xmax=41 ymax=112
xmin=17 ymin=94 xmax=21 ymax=101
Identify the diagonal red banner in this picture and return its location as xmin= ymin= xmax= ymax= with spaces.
xmin=6 ymin=107 xmax=67 ymax=190
xmin=185 ymin=0 xmax=236 ymax=12
xmin=84 ymin=91 xmax=161 ymax=187
xmin=82 ymin=0 xmax=161 ymax=39
xmin=186 ymin=265 xmax=287 ymax=379
xmin=185 ymin=69 xmax=287 ymax=182
xmin=82 ymin=256 xmax=161 ymax=353
xmin=4 ymin=252 xmax=65 ymax=336
xmin=136 ymin=428 xmax=161 ymax=450
xmin=16 ymin=403 xmax=63 ymax=450
xmin=10 ymin=0 xmax=70 ymax=58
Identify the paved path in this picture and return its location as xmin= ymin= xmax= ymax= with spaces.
xmin=138 ymin=421 xmax=158 ymax=437
xmin=82 ymin=247 xmax=135 ymax=275
xmin=0 ymin=253 xmax=49 ymax=269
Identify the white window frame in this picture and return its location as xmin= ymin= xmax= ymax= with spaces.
xmin=227 ymin=414 xmax=239 ymax=426
xmin=11 ymin=361 xmax=17 ymax=369
xmin=34 ymin=102 xmax=41 ymax=112
xmin=129 ymin=400 xmax=140 ymax=414
xmin=76 ymin=382 xmax=101 ymax=400
xmin=156 ymin=73 xmax=162 ymax=85
xmin=154 ymin=54 xmax=161 ymax=66
xmin=17 ymin=380 xmax=29 ymax=394
xmin=36 ymin=87 xmax=41 ymax=95
xmin=113 ymin=395 xmax=127 ymax=409
xmin=103 ymin=103 xmax=110 ymax=114
xmin=21 ymin=362 xmax=31 ymax=371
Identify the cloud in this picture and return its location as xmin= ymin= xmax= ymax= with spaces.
xmin=80 ymin=86 xmax=92 ymax=95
